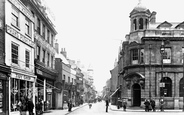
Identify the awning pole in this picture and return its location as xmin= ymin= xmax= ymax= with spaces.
xmin=43 ymin=79 xmax=46 ymax=111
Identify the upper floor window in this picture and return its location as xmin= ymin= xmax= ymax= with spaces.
xmin=47 ymin=29 xmax=50 ymax=43
xmin=139 ymin=18 xmax=143 ymax=29
xmin=12 ymin=7 xmax=19 ymax=28
xmin=68 ymin=77 xmax=70 ymax=83
xmin=131 ymin=49 xmax=138 ymax=64
xmin=51 ymin=34 xmax=54 ymax=47
xmin=42 ymin=24 xmax=45 ymax=39
xmin=63 ymin=75 xmax=66 ymax=80
xmin=133 ymin=19 xmax=137 ymax=31
xmin=36 ymin=45 xmax=40 ymax=60
xmin=42 ymin=49 xmax=45 ymax=63
xmin=25 ymin=18 xmax=31 ymax=36
xmin=162 ymin=48 xmax=171 ymax=63
xmin=140 ymin=49 xmax=144 ymax=63
xmin=51 ymin=55 xmax=54 ymax=68
xmin=25 ymin=50 xmax=30 ymax=68
xmin=182 ymin=48 xmax=184 ymax=63
xmin=12 ymin=43 xmax=19 ymax=64
xmin=47 ymin=53 xmax=50 ymax=67
xmin=37 ymin=18 xmax=41 ymax=34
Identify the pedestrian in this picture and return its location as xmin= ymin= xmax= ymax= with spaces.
xmin=117 ymin=98 xmax=121 ymax=109
xmin=122 ymin=99 xmax=127 ymax=111
xmin=19 ymin=96 xmax=28 ymax=115
xmin=159 ymin=98 xmax=164 ymax=112
xmin=105 ymin=99 xmax=109 ymax=112
xmin=144 ymin=99 xmax=150 ymax=112
xmin=27 ymin=99 xmax=34 ymax=115
xmin=150 ymin=99 xmax=155 ymax=112
xmin=88 ymin=100 xmax=92 ymax=109
xmin=68 ymin=99 xmax=72 ymax=112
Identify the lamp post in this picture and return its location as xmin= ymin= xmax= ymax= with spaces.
xmin=160 ymin=40 xmax=165 ymax=98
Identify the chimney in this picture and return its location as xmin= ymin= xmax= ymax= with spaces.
xmin=150 ymin=11 xmax=157 ymax=24
xmin=60 ymin=48 xmax=67 ymax=58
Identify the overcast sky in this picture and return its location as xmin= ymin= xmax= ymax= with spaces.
xmin=47 ymin=0 xmax=184 ymax=91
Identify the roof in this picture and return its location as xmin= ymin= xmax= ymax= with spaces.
xmin=55 ymin=53 xmax=69 ymax=64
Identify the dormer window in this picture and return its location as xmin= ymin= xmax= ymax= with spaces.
xmin=139 ymin=18 xmax=143 ymax=29
xmin=133 ymin=19 xmax=137 ymax=31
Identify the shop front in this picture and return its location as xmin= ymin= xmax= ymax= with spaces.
xmin=10 ymin=71 xmax=36 ymax=115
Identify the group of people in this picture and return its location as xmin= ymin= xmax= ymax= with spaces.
xmin=18 ymin=96 xmax=34 ymax=115
xmin=144 ymin=98 xmax=164 ymax=112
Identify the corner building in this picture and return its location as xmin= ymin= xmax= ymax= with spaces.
xmin=119 ymin=2 xmax=184 ymax=109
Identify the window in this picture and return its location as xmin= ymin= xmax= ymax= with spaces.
xmin=179 ymin=78 xmax=184 ymax=97
xmin=139 ymin=18 xmax=143 ymax=29
xmin=42 ymin=24 xmax=45 ymax=39
xmin=140 ymin=49 xmax=144 ymax=63
xmin=37 ymin=45 xmax=40 ymax=60
xmin=133 ymin=19 xmax=137 ymax=30
xmin=12 ymin=43 xmax=19 ymax=64
xmin=47 ymin=53 xmax=50 ymax=67
xmin=25 ymin=50 xmax=30 ymax=68
xmin=162 ymin=48 xmax=171 ymax=63
xmin=51 ymin=34 xmax=54 ymax=46
xmin=51 ymin=56 xmax=53 ymax=68
xmin=63 ymin=75 xmax=65 ymax=80
xmin=68 ymin=77 xmax=70 ymax=83
xmin=37 ymin=18 xmax=41 ymax=34
xmin=131 ymin=49 xmax=138 ymax=64
xmin=160 ymin=77 xmax=172 ymax=97
xmin=42 ymin=49 xmax=45 ymax=63
xmin=182 ymin=48 xmax=184 ymax=63
xmin=145 ymin=19 xmax=148 ymax=29
xmin=47 ymin=29 xmax=50 ymax=43
xmin=72 ymin=78 xmax=73 ymax=85
xmin=25 ymin=18 xmax=31 ymax=36
xmin=12 ymin=7 xmax=19 ymax=27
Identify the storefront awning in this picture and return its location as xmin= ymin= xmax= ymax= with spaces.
xmin=36 ymin=78 xmax=60 ymax=91
xmin=110 ymin=87 xmax=120 ymax=97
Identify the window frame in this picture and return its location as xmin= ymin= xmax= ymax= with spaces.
xmin=131 ymin=49 xmax=138 ymax=64
xmin=11 ymin=43 xmax=19 ymax=64
xmin=25 ymin=50 xmax=30 ymax=68
xmin=11 ymin=6 xmax=19 ymax=28
xmin=25 ymin=18 xmax=31 ymax=37
xmin=162 ymin=47 xmax=171 ymax=63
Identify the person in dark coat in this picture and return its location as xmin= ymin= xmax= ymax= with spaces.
xmin=105 ymin=99 xmax=109 ymax=112
xmin=27 ymin=99 xmax=34 ymax=115
xmin=122 ymin=99 xmax=127 ymax=111
xmin=68 ymin=99 xmax=72 ymax=112
xmin=150 ymin=99 xmax=156 ymax=112
xmin=159 ymin=98 xmax=164 ymax=112
xmin=144 ymin=99 xmax=150 ymax=112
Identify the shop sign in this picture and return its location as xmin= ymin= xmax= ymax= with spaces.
xmin=11 ymin=73 xmax=35 ymax=82
xmin=8 ymin=0 xmax=34 ymax=22
xmin=6 ymin=25 xmax=35 ymax=48
xmin=36 ymin=69 xmax=43 ymax=75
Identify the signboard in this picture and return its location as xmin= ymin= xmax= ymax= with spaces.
xmin=160 ymin=83 xmax=165 ymax=87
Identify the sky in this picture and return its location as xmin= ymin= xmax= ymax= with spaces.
xmin=46 ymin=0 xmax=184 ymax=91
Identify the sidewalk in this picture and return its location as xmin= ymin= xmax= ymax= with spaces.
xmin=109 ymin=104 xmax=183 ymax=112
xmin=43 ymin=103 xmax=87 ymax=115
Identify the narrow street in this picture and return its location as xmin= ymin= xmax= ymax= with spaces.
xmin=43 ymin=101 xmax=184 ymax=115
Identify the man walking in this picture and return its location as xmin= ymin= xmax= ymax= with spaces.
xmin=105 ymin=99 xmax=109 ymax=112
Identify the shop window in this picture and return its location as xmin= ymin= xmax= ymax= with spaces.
xmin=11 ymin=78 xmax=33 ymax=112
xmin=12 ymin=43 xmax=19 ymax=64
xmin=163 ymin=48 xmax=171 ymax=63
xmin=25 ymin=18 xmax=31 ymax=37
xmin=139 ymin=18 xmax=143 ymax=29
xmin=12 ymin=6 xmax=19 ymax=28
xmin=179 ymin=78 xmax=184 ymax=97
xmin=131 ymin=49 xmax=138 ymax=64
xmin=133 ymin=19 xmax=137 ymax=30
xmin=25 ymin=50 xmax=30 ymax=68
xmin=160 ymin=77 xmax=172 ymax=97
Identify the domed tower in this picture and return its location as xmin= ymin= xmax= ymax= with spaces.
xmin=130 ymin=0 xmax=152 ymax=32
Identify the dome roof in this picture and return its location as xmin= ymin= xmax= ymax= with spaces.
xmin=133 ymin=1 xmax=147 ymax=11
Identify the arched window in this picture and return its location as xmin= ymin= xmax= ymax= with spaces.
xmin=160 ymin=77 xmax=172 ymax=97
xmin=133 ymin=19 xmax=137 ymax=30
xmin=179 ymin=78 xmax=184 ymax=97
xmin=139 ymin=18 xmax=144 ymax=29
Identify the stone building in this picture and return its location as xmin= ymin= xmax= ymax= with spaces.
xmin=118 ymin=1 xmax=184 ymax=109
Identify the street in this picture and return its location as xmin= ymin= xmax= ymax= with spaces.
xmin=43 ymin=101 xmax=184 ymax=115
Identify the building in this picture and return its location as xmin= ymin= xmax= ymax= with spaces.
xmin=19 ymin=0 xmax=58 ymax=111
xmin=118 ymin=1 xmax=184 ymax=109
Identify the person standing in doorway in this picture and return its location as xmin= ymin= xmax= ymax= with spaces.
xmin=27 ymin=99 xmax=34 ymax=115
xmin=105 ymin=99 xmax=109 ymax=112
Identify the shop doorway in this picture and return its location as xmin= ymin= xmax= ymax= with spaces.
xmin=132 ymin=83 xmax=141 ymax=106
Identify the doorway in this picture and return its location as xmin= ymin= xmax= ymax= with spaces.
xmin=132 ymin=83 xmax=141 ymax=106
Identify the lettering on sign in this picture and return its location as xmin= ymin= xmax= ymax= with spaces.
xmin=6 ymin=25 xmax=35 ymax=48
xmin=8 ymin=0 xmax=34 ymax=22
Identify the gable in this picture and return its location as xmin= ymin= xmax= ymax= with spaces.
xmin=157 ymin=21 xmax=172 ymax=28
xmin=175 ymin=21 xmax=184 ymax=29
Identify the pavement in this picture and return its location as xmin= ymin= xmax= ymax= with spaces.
xmin=42 ymin=103 xmax=88 ymax=115
xmin=109 ymin=104 xmax=183 ymax=112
